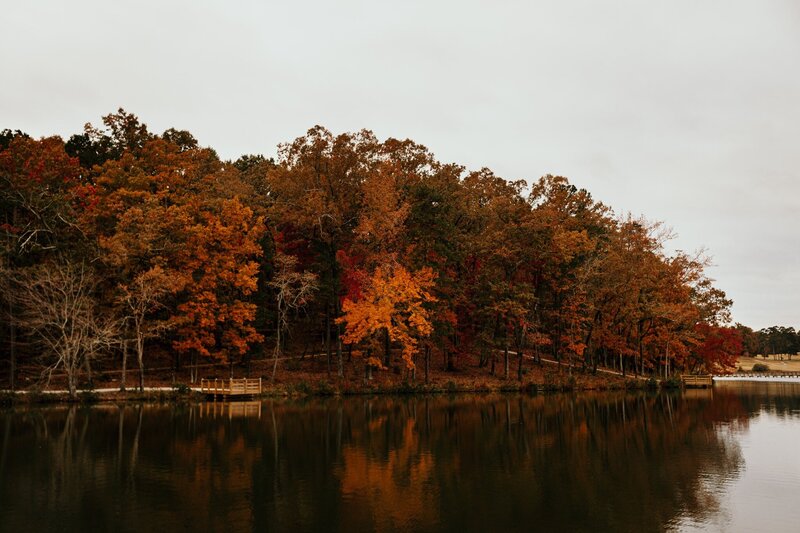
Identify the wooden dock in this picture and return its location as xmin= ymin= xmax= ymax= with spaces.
xmin=200 ymin=378 xmax=262 ymax=398
xmin=683 ymin=375 xmax=713 ymax=388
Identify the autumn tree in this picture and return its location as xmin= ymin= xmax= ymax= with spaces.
xmin=0 ymin=134 xmax=87 ymax=390
xmin=690 ymin=324 xmax=742 ymax=373
xmin=527 ymin=175 xmax=608 ymax=373
xmin=65 ymin=108 xmax=153 ymax=168
xmin=402 ymin=163 xmax=469 ymax=375
xmin=269 ymin=127 xmax=374 ymax=376
xmin=459 ymin=169 xmax=536 ymax=378
xmin=84 ymin=112 xmax=266 ymax=382
xmin=2 ymin=114 xmax=748 ymax=388
xmin=338 ymin=263 xmax=436 ymax=379
xmin=172 ymin=198 xmax=265 ymax=381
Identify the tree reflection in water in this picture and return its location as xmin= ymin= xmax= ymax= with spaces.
xmin=0 ymin=389 xmax=781 ymax=533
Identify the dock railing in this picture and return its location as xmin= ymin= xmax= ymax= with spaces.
xmin=200 ymin=378 xmax=262 ymax=397
xmin=682 ymin=375 xmax=713 ymax=388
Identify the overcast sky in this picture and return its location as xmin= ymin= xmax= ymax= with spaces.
xmin=1 ymin=0 xmax=798 ymax=328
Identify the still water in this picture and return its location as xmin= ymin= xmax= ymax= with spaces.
xmin=1 ymin=383 xmax=800 ymax=532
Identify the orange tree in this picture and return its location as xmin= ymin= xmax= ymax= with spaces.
xmin=85 ymin=111 xmax=265 ymax=381
xmin=337 ymin=263 xmax=436 ymax=378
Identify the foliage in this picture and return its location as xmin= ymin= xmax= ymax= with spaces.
xmin=338 ymin=263 xmax=436 ymax=370
xmin=0 ymin=110 xmax=766 ymax=391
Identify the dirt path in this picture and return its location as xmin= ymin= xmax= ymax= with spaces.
xmin=503 ymin=350 xmax=651 ymax=380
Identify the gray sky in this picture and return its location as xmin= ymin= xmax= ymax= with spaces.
xmin=1 ymin=0 xmax=798 ymax=329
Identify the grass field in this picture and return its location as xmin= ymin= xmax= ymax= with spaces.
xmin=737 ymin=355 xmax=800 ymax=372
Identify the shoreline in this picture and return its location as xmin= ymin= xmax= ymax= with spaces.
xmin=0 ymin=378 xmax=674 ymax=405
xmin=714 ymin=375 xmax=800 ymax=383
xmin=4 ymin=364 xmax=795 ymax=406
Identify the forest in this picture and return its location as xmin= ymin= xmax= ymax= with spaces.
xmin=0 ymin=109 xmax=772 ymax=396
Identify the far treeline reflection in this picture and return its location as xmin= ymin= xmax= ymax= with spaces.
xmin=1 ymin=390 xmax=785 ymax=533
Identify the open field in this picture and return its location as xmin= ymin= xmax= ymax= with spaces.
xmin=737 ymin=355 xmax=800 ymax=373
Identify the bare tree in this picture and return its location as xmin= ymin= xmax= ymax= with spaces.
xmin=6 ymin=261 xmax=118 ymax=398
xmin=119 ymin=265 xmax=179 ymax=392
xmin=268 ymin=253 xmax=317 ymax=380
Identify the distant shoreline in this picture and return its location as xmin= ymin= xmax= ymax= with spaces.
xmin=714 ymin=375 xmax=800 ymax=383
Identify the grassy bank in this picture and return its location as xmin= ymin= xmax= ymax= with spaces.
xmin=1 ymin=354 xmax=676 ymax=406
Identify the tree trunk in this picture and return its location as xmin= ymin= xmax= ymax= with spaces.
xmin=7 ymin=208 xmax=16 ymax=392
xmin=383 ymin=328 xmax=391 ymax=368
xmin=272 ymin=316 xmax=281 ymax=381
xmin=84 ymin=355 xmax=94 ymax=389
xmin=66 ymin=356 xmax=77 ymax=399
xmin=504 ymin=340 xmax=509 ymax=379
xmin=190 ymin=353 xmax=197 ymax=384
xmin=8 ymin=297 xmax=14 ymax=392
xmin=639 ymin=349 xmax=644 ymax=377
xmin=136 ymin=336 xmax=145 ymax=391
xmin=336 ymin=327 xmax=344 ymax=378
xmin=325 ymin=306 xmax=332 ymax=375
xmin=424 ymin=345 xmax=430 ymax=384
xmin=120 ymin=340 xmax=128 ymax=392
xmin=517 ymin=349 xmax=523 ymax=381
xmin=365 ymin=349 xmax=372 ymax=381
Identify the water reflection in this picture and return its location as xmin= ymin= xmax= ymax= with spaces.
xmin=2 ymin=388 xmax=798 ymax=532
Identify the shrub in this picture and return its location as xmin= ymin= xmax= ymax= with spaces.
xmin=445 ymin=380 xmax=457 ymax=393
xmin=78 ymin=391 xmax=99 ymax=404
xmin=475 ymin=382 xmax=491 ymax=393
xmin=624 ymin=379 xmax=640 ymax=390
xmin=395 ymin=381 xmax=417 ymax=394
xmin=752 ymin=363 xmax=769 ymax=372
xmin=662 ymin=376 xmax=682 ymax=389
xmin=315 ymin=381 xmax=335 ymax=396
xmin=500 ymin=382 xmax=521 ymax=392
xmin=294 ymin=380 xmax=311 ymax=394
xmin=172 ymin=383 xmax=191 ymax=395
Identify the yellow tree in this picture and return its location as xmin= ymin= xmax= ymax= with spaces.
xmin=337 ymin=263 xmax=436 ymax=377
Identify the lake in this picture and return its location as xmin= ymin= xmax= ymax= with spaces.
xmin=2 ymin=383 xmax=800 ymax=532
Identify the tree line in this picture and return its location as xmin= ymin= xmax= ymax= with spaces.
xmin=1 ymin=110 xmax=748 ymax=396
xmin=737 ymin=325 xmax=800 ymax=360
